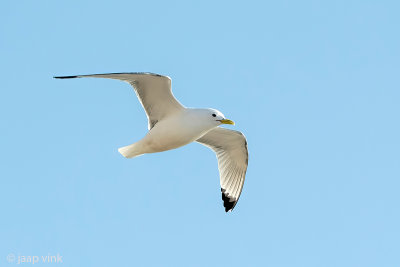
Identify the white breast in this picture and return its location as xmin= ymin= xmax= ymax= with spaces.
xmin=139 ymin=110 xmax=214 ymax=153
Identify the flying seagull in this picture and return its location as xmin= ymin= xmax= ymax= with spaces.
xmin=54 ymin=73 xmax=248 ymax=212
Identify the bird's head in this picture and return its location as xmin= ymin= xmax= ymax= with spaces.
xmin=203 ymin=108 xmax=235 ymax=126
xmin=188 ymin=108 xmax=235 ymax=131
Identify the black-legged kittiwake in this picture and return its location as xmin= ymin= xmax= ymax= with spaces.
xmin=54 ymin=73 xmax=248 ymax=212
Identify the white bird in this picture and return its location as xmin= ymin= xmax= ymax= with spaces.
xmin=54 ymin=73 xmax=248 ymax=212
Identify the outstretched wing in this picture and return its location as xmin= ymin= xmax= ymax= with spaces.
xmin=54 ymin=72 xmax=185 ymax=129
xmin=196 ymin=127 xmax=248 ymax=212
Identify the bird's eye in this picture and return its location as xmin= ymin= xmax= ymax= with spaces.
xmin=212 ymin=114 xmax=216 ymax=117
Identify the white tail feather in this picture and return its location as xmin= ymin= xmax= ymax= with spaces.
xmin=118 ymin=143 xmax=143 ymax=158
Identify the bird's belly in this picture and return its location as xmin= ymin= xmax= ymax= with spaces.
xmin=143 ymin=119 xmax=208 ymax=153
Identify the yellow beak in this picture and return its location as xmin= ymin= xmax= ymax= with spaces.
xmin=220 ymin=119 xmax=235 ymax=125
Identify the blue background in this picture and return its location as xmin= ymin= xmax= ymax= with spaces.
xmin=1 ymin=1 xmax=399 ymax=266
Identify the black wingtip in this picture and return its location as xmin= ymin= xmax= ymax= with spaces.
xmin=221 ymin=188 xmax=237 ymax=212
xmin=53 ymin=75 xmax=79 ymax=79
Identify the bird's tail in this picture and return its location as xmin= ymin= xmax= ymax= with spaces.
xmin=118 ymin=143 xmax=143 ymax=158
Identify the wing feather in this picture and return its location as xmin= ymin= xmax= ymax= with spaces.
xmin=196 ymin=127 xmax=248 ymax=212
xmin=54 ymin=72 xmax=184 ymax=129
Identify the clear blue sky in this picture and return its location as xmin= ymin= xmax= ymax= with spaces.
xmin=1 ymin=1 xmax=399 ymax=266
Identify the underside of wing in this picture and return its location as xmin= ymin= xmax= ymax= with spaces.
xmin=54 ymin=72 xmax=185 ymax=129
xmin=196 ymin=127 xmax=248 ymax=212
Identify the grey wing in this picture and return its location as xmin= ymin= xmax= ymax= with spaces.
xmin=54 ymin=72 xmax=185 ymax=129
xmin=196 ymin=127 xmax=248 ymax=212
